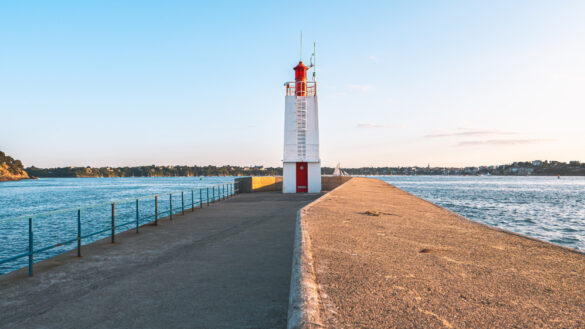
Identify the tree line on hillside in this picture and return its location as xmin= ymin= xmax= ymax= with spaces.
xmin=18 ymin=160 xmax=585 ymax=178
xmin=0 ymin=151 xmax=25 ymax=175
xmin=331 ymin=161 xmax=585 ymax=176
xmin=25 ymin=165 xmax=283 ymax=178
xmin=0 ymin=151 xmax=30 ymax=181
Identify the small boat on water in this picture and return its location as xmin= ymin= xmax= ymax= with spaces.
xmin=333 ymin=163 xmax=349 ymax=176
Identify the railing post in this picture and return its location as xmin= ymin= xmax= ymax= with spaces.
xmin=200 ymin=189 xmax=203 ymax=208
xmin=181 ymin=191 xmax=185 ymax=215
xmin=77 ymin=209 xmax=82 ymax=257
xmin=170 ymin=194 xmax=173 ymax=220
xmin=155 ymin=195 xmax=158 ymax=225
xmin=212 ymin=186 xmax=215 ymax=202
xmin=136 ymin=199 xmax=140 ymax=233
xmin=111 ymin=202 xmax=115 ymax=243
xmin=191 ymin=190 xmax=194 ymax=212
xmin=28 ymin=217 xmax=33 ymax=277
xmin=223 ymin=184 xmax=225 ymax=200
xmin=207 ymin=188 xmax=209 ymax=206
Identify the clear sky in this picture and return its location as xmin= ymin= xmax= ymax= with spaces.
xmin=1 ymin=1 xmax=584 ymax=168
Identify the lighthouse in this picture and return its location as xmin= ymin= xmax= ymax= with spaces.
xmin=283 ymin=43 xmax=321 ymax=193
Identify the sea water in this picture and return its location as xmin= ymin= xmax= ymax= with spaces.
xmin=377 ymin=176 xmax=585 ymax=251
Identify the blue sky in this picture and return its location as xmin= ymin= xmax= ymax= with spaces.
xmin=1 ymin=1 xmax=584 ymax=168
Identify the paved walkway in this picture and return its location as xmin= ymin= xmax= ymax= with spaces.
xmin=0 ymin=192 xmax=320 ymax=329
xmin=303 ymin=178 xmax=585 ymax=328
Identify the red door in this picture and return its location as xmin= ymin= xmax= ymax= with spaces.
xmin=296 ymin=162 xmax=308 ymax=193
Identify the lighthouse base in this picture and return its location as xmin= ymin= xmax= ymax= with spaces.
xmin=283 ymin=161 xmax=321 ymax=193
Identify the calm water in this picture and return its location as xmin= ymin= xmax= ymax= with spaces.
xmin=0 ymin=177 xmax=236 ymax=275
xmin=376 ymin=176 xmax=585 ymax=251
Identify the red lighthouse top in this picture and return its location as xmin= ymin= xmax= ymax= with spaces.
xmin=294 ymin=61 xmax=308 ymax=96
xmin=294 ymin=61 xmax=308 ymax=82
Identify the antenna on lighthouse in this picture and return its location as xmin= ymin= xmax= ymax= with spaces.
xmin=300 ymin=31 xmax=303 ymax=60
xmin=311 ymin=42 xmax=316 ymax=81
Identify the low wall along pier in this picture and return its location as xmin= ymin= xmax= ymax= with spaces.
xmin=288 ymin=177 xmax=585 ymax=328
xmin=235 ymin=176 xmax=283 ymax=193
xmin=320 ymin=176 xmax=352 ymax=191
xmin=235 ymin=176 xmax=351 ymax=193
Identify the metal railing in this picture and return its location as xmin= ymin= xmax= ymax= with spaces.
xmin=0 ymin=182 xmax=240 ymax=277
xmin=284 ymin=81 xmax=316 ymax=96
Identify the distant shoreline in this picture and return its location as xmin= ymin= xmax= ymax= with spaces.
xmin=23 ymin=161 xmax=585 ymax=178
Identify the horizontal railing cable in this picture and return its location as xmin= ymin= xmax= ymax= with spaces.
xmin=0 ymin=182 xmax=240 ymax=276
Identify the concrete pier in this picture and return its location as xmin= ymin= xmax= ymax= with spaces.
xmin=0 ymin=192 xmax=320 ymax=329
xmin=291 ymin=178 xmax=585 ymax=328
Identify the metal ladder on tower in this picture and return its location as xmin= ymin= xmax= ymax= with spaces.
xmin=295 ymin=96 xmax=307 ymax=158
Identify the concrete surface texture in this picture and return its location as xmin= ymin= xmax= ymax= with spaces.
xmin=0 ymin=192 xmax=320 ymax=329
xmin=302 ymin=177 xmax=585 ymax=328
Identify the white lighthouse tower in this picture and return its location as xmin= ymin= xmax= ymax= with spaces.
xmin=283 ymin=43 xmax=321 ymax=193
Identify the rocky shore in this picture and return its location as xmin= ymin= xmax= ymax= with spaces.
xmin=0 ymin=163 xmax=30 ymax=181
xmin=0 ymin=151 xmax=30 ymax=182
